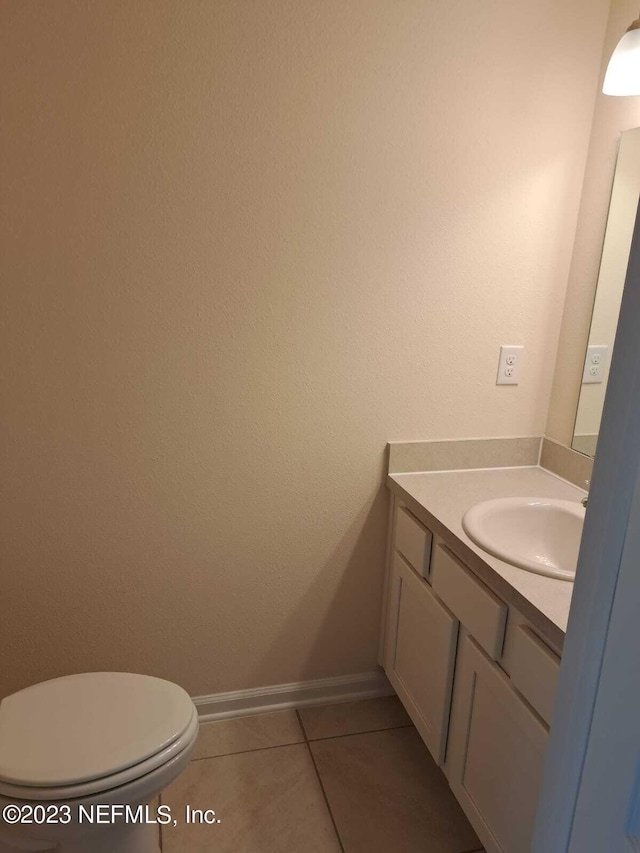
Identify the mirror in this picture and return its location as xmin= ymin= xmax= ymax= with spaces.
xmin=572 ymin=127 xmax=640 ymax=457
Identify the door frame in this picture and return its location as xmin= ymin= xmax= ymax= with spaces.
xmin=533 ymin=202 xmax=640 ymax=849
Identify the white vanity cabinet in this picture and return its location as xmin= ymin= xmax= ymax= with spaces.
xmin=380 ymin=497 xmax=561 ymax=853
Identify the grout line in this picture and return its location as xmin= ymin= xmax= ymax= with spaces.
xmin=297 ymin=707 xmax=310 ymax=742
xmin=190 ymin=718 xmax=413 ymax=762
xmin=297 ymin=711 xmax=345 ymax=853
xmin=295 ymin=708 xmax=307 ymax=740
xmin=191 ymin=709 xmax=412 ymax=764
xmin=190 ymin=738 xmax=306 ymax=762
xmin=305 ymin=722 xmax=414 ymax=743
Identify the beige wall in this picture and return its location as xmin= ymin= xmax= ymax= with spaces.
xmin=547 ymin=0 xmax=640 ymax=447
xmin=0 ymin=0 xmax=608 ymax=699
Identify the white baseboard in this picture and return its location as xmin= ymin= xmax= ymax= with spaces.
xmin=193 ymin=669 xmax=394 ymax=723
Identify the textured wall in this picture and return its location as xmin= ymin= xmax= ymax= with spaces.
xmin=546 ymin=0 xmax=640 ymax=447
xmin=0 ymin=0 xmax=608 ymax=699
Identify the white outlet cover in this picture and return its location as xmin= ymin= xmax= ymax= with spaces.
xmin=496 ymin=345 xmax=523 ymax=385
xmin=582 ymin=345 xmax=609 ymax=384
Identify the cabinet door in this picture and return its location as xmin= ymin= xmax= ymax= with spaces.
xmin=446 ymin=633 xmax=549 ymax=853
xmin=384 ymin=552 xmax=458 ymax=764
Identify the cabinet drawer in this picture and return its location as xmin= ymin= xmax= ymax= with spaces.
xmin=510 ymin=626 xmax=560 ymax=726
xmin=431 ymin=544 xmax=507 ymax=659
xmin=395 ymin=506 xmax=432 ymax=579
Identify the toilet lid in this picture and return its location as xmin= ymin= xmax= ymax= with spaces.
xmin=0 ymin=672 xmax=195 ymax=788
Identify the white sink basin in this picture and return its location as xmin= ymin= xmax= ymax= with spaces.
xmin=462 ymin=497 xmax=585 ymax=581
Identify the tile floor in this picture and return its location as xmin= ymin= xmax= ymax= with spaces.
xmin=161 ymin=695 xmax=485 ymax=852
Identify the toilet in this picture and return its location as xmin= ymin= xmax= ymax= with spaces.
xmin=0 ymin=672 xmax=199 ymax=853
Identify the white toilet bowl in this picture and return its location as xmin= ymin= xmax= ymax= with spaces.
xmin=0 ymin=673 xmax=199 ymax=853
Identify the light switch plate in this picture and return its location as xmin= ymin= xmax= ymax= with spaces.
xmin=496 ymin=345 xmax=523 ymax=385
xmin=582 ymin=344 xmax=609 ymax=384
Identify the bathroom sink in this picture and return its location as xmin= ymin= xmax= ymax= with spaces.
xmin=461 ymin=497 xmax=585 ymax=581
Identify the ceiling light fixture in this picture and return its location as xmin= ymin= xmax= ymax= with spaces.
xmin=603 ymin=12 xmax=640 ymax=96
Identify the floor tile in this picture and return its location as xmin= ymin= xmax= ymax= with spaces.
xmin=299 ymin=695 xmax=412 ymax=740
xmin=193 ymin=710 xmax=304 ymax=760
xmin=310 ymin=727 xmax=480 ymax=853
xmin=161 ymin=743 xmax=341 ymax=852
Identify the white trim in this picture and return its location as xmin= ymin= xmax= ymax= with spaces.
xmin=193 ymin=670 xmax=394 ymax=722
xmin=533 ymin=199 xmax=640 ymax=850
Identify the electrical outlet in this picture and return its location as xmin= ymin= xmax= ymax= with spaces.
xmin=496 ymin=345 xmax=523 ymax=385
xmin=582 ymin=345 xmax=609 ymax=384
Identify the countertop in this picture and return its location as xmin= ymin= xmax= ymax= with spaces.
xmin=387 ymin=466 xmax=587 ymax=651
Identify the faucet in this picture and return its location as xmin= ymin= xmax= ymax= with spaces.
xmin=581 ymin=480 xmax=590 ymax=508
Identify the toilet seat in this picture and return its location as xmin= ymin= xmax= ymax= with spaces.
xmin=0 ymin=707 xmax=199 ymax=801
xmin=0 ymin=672 xmax=198 ymax=801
